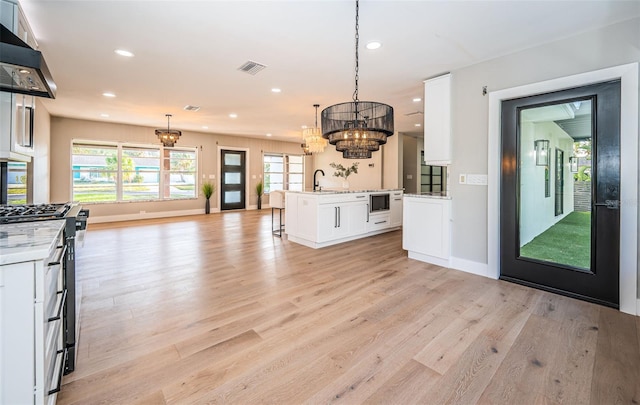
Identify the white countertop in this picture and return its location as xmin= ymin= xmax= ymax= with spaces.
xmin=404 ymin=192 xmax=451 ymax=200
xmin=0 ymin=220 xmax=65 ymax=265
xmin=286 ymin=188 xmax=403 ymax=195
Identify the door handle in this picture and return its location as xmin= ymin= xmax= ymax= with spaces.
xmin=367 ymin=204 xmax=369 ymax=222
xmin=335 ymin=207 xmax=338 ymax=228
xmin=594 ymin=200 xmax=620 ymax=209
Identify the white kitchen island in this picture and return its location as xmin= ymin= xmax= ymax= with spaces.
xmin=285 ymin=189 xmax=403 ymax=249
xmin=402 ymin=193 xmax=452 ymax=267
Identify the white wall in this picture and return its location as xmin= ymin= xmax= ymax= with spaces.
xmin=449 ymin=17 xmax=639 ymax=266
xmin=312 ymin=144 xmax=383 ymax=190
xmin=519 ymin=121 xmax=574 ymax=245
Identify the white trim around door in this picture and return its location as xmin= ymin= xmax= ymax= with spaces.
xmin=488 ymin=63 xmax=639 ymax=316
xmin=217 ymin=146 xmax=251 ymax=210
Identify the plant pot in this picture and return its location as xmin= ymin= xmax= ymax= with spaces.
xmin=257 ymin=195 xmax=262 ymax=210
xmin=205 ymin=198 xmax=210 ymax=214
xmin=342 ymin=180 xmax=350 ymax=190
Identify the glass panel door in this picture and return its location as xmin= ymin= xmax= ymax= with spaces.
xmin=221 ymin=150 xmax=246 ymax=210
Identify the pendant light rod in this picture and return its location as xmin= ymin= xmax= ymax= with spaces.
xmin=353 ymin=0 xmax=359 ymax=105
xmin=314 ymin=104 xmax=320 ymax=128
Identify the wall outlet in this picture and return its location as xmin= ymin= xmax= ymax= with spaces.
xmin=209 ymin=174 xmax=215 ymax=179
xmin=252 ymin=174 xmax=256 ymax=179
xmin=459 ymin=174 xmax=467 ymax=184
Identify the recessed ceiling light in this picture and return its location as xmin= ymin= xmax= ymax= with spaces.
xmin=301 ymin=125 xmax=308 ymax=129
xmin=266 ymin=133 xmax=272 ymax=137
xmin=19 ymin=69 xmax=30 ymax=74
xmin=229 ymin=113 xmax=237 ymax=118
xmin=271 ymin=88 xmax=281 ymax=93
xmin=413 ymin=97 xmax=422 ymax=102
xmin=366 ymin=41 xmax=382 ymax=50
xmin=102 ymin=92 xmax=116 ymax=98
xmin=202 ymin=126 xmax=208 ymax=129
xmin=115 ymin=49 xmax=134 ymax=57
xmin=100 ymin=113 xmax=109 ymax=117
xmin=414 ymin=123 xmax=421 ymax=127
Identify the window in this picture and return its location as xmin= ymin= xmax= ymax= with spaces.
xmin=7 ymin=162 xmax=27 ymax=205
xmin=263 ymin=153 xmax=305 ymax=193
xmin=72 ymin=141 xmax=197 ymax=203
xmin=420 ymin=151 xmax=446 ymax=193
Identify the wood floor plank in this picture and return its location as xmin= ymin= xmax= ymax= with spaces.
xmin=590 ymin=306 xmax=640 ymax=404
xmin=55 ymin=210 xmax=640 ymax=405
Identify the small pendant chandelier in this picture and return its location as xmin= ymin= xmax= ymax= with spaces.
xmin=302 ymin=104 xmax=328 ymax=154
xmin=155 ymin=114 xmax=181 ymax=147
xmin=321 ymin=0 xmax=394 ymax=159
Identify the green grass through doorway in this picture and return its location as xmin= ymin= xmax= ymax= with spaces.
xmin=520 ymin=211 xmax=591 ymax=269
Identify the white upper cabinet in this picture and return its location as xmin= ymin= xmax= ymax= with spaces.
xmin=423 ymin=73 xmax=451 ymax=165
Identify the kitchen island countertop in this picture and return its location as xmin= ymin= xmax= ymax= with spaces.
xmin=0 ymin=220 xmax=65 ymax=265
xmin=286 ymin=188 xmax=403 ymax=195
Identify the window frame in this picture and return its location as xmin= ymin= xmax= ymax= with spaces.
xmin=71 ymin=140 xmax=198 ymax=204
xmin=262 ymin=152 xmax=305 ymax=193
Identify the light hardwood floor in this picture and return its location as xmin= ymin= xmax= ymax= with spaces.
xmin=58 ymin=209 xmax=640 ymax=404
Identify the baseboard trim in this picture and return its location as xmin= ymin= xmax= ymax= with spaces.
xmin=407 ymin=251 xmax=450 ymax=268
xmin=89 ymin=208 xmax=214 ymax=224
xmin=450 ymin=256 xmax=493 ymax=279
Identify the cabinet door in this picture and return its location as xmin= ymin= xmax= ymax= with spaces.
xmin=402 ymin=198 xmax=450 ymax=259
xmin=424 ymin=74 xmax=451 ymax=165
xmin=318 ymin=205 xmax=339 ymax=242
xmin=346 ymin=202 xmax=368 ymax=236
xmin=390 ymin=192 xmax=403 ymax=227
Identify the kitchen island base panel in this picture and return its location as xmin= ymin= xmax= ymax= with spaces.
xmin=288 ymin=227 xmax=401 ymax=249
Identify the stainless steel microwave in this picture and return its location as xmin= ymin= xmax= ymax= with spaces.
xmin=370 ymin=193 xmax=390 ymax=212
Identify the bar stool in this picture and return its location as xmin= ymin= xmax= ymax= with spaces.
xmin=269 ymin=190 xmax=285 ymax=237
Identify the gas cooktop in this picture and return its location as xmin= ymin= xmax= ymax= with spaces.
xmin=0 ymin=203 xmax=73 ymax=223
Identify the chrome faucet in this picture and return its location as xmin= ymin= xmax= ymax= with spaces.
xmin=313 ymin=169 xmax=325 ymax=191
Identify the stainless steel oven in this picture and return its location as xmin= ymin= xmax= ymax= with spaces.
xmin=369 ymin=193 xmax=390 ymax=213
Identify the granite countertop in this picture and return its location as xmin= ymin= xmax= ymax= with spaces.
xmin=0 ymin=220 xmax=65 ymax=265
xmin=404 ymin=192 xmax=451 ymax=200
xmin=287 ymin=188 xmax=404 ymax=195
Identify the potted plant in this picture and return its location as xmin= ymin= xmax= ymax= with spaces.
xmin=256 ymin=181 xmax=264 ymax=209
xmin=201 ymin=181 xmax=215 ymax=214
xmin=330 ymin=162 xmax=359 ymax=189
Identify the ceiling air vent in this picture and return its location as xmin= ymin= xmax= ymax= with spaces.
xmin=184 ymin=105 xmax=200 ymax=112
xmin=237 ymin=60 xmax=267 ymax=75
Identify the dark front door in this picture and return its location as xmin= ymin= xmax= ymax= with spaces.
xmin=500 ymin=80 xmax=621 ymax=308
xmin=220 ymin=149 xmax=246 ymax=210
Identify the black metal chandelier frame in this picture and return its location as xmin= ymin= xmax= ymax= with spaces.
xmin=321 ymin=0 xmax=394 ymax=159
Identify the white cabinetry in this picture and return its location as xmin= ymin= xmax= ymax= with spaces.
xmin=1 ymin=222 xmax=65 ymax=405
xmin=1 ymin=0 xmax=38 ymax=48
xmin=390 ymin=190 xmax=403 ymax=227
xmin=286 ymin=190 xmax=402 ymax=249
xmin=402 ymin=195 xmax=451 ymax=267
xmin=1 ymin=0 xmax=37 ymax=161
xmin=423 ymin=73 xmax=451 ymax=165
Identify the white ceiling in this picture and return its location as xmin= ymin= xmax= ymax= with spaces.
xmin=19 ymin=0 xmax=640 ymax=143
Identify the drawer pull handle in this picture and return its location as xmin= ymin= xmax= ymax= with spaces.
xmin=48 ymin=289 xmax=67 ymax=322
xmin=394 ymin=198 xmax=402 ymax=201
xmin=48 ymin=245 xmax=67 ymax=266
xmin=47 ymin=348 xmax=67 ymax=395
xmin=375 ymin=221 xmax=387 ymax=225
xmin=356 ymin=195 xmax=366 ymax=198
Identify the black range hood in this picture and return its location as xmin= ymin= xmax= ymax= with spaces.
xmin=0 ymin=24 xmax=56 ymax=98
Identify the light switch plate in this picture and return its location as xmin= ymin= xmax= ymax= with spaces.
xmin=459 ymin=174 xmax=466 ymax=184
